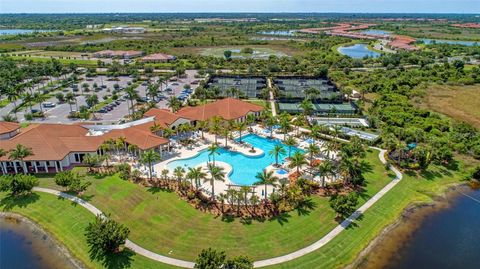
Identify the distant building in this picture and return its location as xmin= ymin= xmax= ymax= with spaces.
xmin=102 ymin=26 xmax=145 ymax=34
xmin=93 ymin=50 xmax=144 ymax=59
xmin=141 ymin=53 xmax=177 ymax=63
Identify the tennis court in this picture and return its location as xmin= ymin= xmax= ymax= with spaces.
xmin=206 ymin=76 xmax=267 ymax=98
xmin=274 ymin=77 xmax=341 ymax=101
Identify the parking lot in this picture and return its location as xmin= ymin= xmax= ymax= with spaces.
xmin=6 ymin=70 xmax=201 ymax=124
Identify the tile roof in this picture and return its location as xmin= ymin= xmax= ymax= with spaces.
xmin=176 ymin=98 xmax=263 ymax=121
xmin=0 ymin=122 xmax=169 ymax=161
xmin=144 ymin=108 xmax=191 ymax=127
xmin=0 ymin=122 xmax=20 ymax=135
xmin=142 ymin=53 xmax=176 ymax=61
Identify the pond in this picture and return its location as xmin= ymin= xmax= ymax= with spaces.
xmin=0 ymin=215 xmax=79 ymax=269
xmin=360 ymin=29 xmax=391 ymax=36
xmin=360 ymin=186 xmax=480 ymax=269
xmin=0 ymin=29 xmax=53 ymax=35
xmin=337 ymin=44 xmax=381 ymax=59
xmin=420 ymin=39 xmax=479 ymax=47
xmin=257 ymin=30 xmax=297 ymax=36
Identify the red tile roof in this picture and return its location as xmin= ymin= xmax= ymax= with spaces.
xmin=0 ymin=122 xmax=20 ymax=135
xmin=0 ymin=122 xmax=168 ymax=161
xmin=177 ymin=98 xmax=263 ymax=121
xmin=144 ymin=108 xmax=192 ymax=127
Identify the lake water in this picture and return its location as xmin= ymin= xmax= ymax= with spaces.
xmin=360 ymin=30 xmax=390 ymax=36
xmin=0 ymin=29 xmax=52 ymax=35
xmin=0 ymin=216 xmax=79 ymax=269
xmin=258 ymin=30 xmax=297 ymax=36
xmin=360 ymin=186 xmax=480 ymax=269
xmin=421 ymin=39 xmax=479 ymax=46
xmin=338 ymin=44 xmax=381 ymax=59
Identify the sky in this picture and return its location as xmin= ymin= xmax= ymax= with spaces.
xmin=1 ymin=0 xmax=479 ymax=14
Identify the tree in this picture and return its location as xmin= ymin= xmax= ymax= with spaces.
xmin=139 ymin=149 xmax=161 ymax=180
xmin=0 ymin=149 xmax=6 ymax=174
xmin=299 ymin=98 xmax=314 ymax=117
xmin=235 ymin=121 xmax=247 ymax=143
xmin=167 ymin=96 xmax=182 ymax=113
xmin=54 ymin=171 xmax=73 ymax=191
xmin=173 ymin=166 xmax=186 ymax=189
xmin=86 ymin=94 xmax=99 ymax=108
xmin=269 ymin=144 xmax=286 ymax=166
xmin=224 ymin=50 xmax=232 ymax=60
xmin=187 ymin=167 xmax=207 ymax=191
xmin=329 ymin=192 xmax=359 ymax=219
xmin=68 ymin=173 xmax=92 ymax=193
xmin=8 ymin=144 xmax=33 ymax=174
xmin=205 ymin=163 xmax=225 ymax=201
xmin=210 ymin=116 xmax=222 ymax=144
xmin=194 ymin=248 xmax=226 ymax=269
xmin=0 ymin=174 xmax=38 ymax=196
xmin=316 ymin=160 xmax=335 ymax=187
xmin=85 ymin=214 xmax=130 ymax=257
xmin=306 ymin=143 xmax=320 ymax=164
xmin=254 ymin=170 xmax=278 ymax=201
xmin=284 ymin=136 xmax=297 ymax=159
xmin=207 ymin=144 xmax=220 ymax=166
xmin=197 ymin=120 xmax=209 ymax=139
xmin=289 ymin=151 xmax=307 ymax=174
xmin=65 ymin=92 xmax=76 ymax=113
xmin=83 ymin=154 xmax=101 ymax=173
xmin=34 ymin=92 xmax=48 ymax=113
xmin=224 ymin=256 xmax=253 ymax=269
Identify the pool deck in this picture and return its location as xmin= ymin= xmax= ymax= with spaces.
xmin=152 ymin=125 xmax=339 ymax=197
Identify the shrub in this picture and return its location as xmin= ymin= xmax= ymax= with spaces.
xmin=0 ymin=174 xmax=39 ymax=196
xmin=329 ymin=192 xmax=359 ymax=219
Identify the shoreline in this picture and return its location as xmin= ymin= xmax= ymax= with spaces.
xmin=0 ymin=212 xmax=86 ymax=269
xmin=348 ymin=183 xmax=469 ymax=269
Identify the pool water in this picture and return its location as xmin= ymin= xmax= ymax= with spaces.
xmin=167 ymin=134 xmax=303 ymax=185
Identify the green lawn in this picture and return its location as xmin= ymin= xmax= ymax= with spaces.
xmin=265 ymin=161 xmax=469 ymax=269
xmin=2 ymin=149 xmax=392 ymax=268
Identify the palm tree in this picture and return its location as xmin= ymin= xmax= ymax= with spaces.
xmin=22 ymin=92 xmax=35 ymax=113
xmin=235 ymin=121 xmax=247 ymax=143
xmin=246 ymin=114 xmax=256 ymax=129
xmin=8 ymin=144 xmax=33 ymax=174
xmin=6 ymin=87 xmax=19 ymax=118
xmin=289 ymin=151 xmax=307 ymax=174
xmin=299 ymin=98 xmax=314 ymax=117
xmin=125 ymin=87 xmax=139 ymax=116
xmin=196 ymin=120 xmax=208 ymax=139
xmin=310 ymin=124 xmax=321 ymax=144
xmin=82 ymin=154 xmax=100 ymax=173
xmin=205 ymin=164 xmax=226 ymax=201
xmin=207 ymin=144 xmax=220 ymax=166
xmin=278 ymin=113 xmax=291 ymax=140
xmin=65 ymin=92 xmax=76 ymax=113
xmin=323 ymin=140 xmax=336 ymax=160
xmin=316 ymin=160 xmax=335 ymax=187
xmin=0 ymin=148 xmax=6 ymax=174
xmin=307 ymin=143 xmax=320 ymax=164
xmin=139 ymin=149 xmax=161 ymax=180
xmin=269 ymin=144 xmax=286 ymax=167
xmin=292 ymin=116 xmax=303 ymax=137
xmin=221 ymin=128 xmax=230 ymax=148
xmin=34 ymin=92 xmax=48 ymax=113
xmin=254 ymin=169 xmax=278 ymax=201
xmin=264 ymin=114 xmax=277 ymax=138
xmin=167 ymin=96 xmax=181 ymax=112
xmin=187 ymin=167 xmax=207 ymax=191
xmin=173 ymin=166 xmax=186 ymax=189
xmin=250 ymin=194 xmax=260 ymax=215
xmin=284 ymin=136 xmax=297 ymax=159
xmin=209 ymin=116 xmax=222 ymax=144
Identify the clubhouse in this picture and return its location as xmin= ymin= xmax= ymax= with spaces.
xmin=0 ymin=98 xmax=263 ymax=174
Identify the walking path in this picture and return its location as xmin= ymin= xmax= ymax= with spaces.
xmin=267 ymin=78 xmax=277 ymax=116
xmin=32 ymin=146 xmax=402 ymax=268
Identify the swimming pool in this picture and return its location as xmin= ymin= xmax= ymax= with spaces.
xmin=167 ymin=134 xmax=303 ymax=186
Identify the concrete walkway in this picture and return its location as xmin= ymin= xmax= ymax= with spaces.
xmin=254 ymin=148 xmax=403 ymax=267
xmin=32 ymin=146 xmax=402 ymax=269
xmin=33 ymin=187 xmax=196 ymax=268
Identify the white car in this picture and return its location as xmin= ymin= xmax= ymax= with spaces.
xmin=42 ymin=102 xmax=56 ymax=108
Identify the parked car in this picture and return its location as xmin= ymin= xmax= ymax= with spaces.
xmin=42 ymin=102 xmax=56 ymax=108
xmin=98 ymin=108 xmax=107 ymax=113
